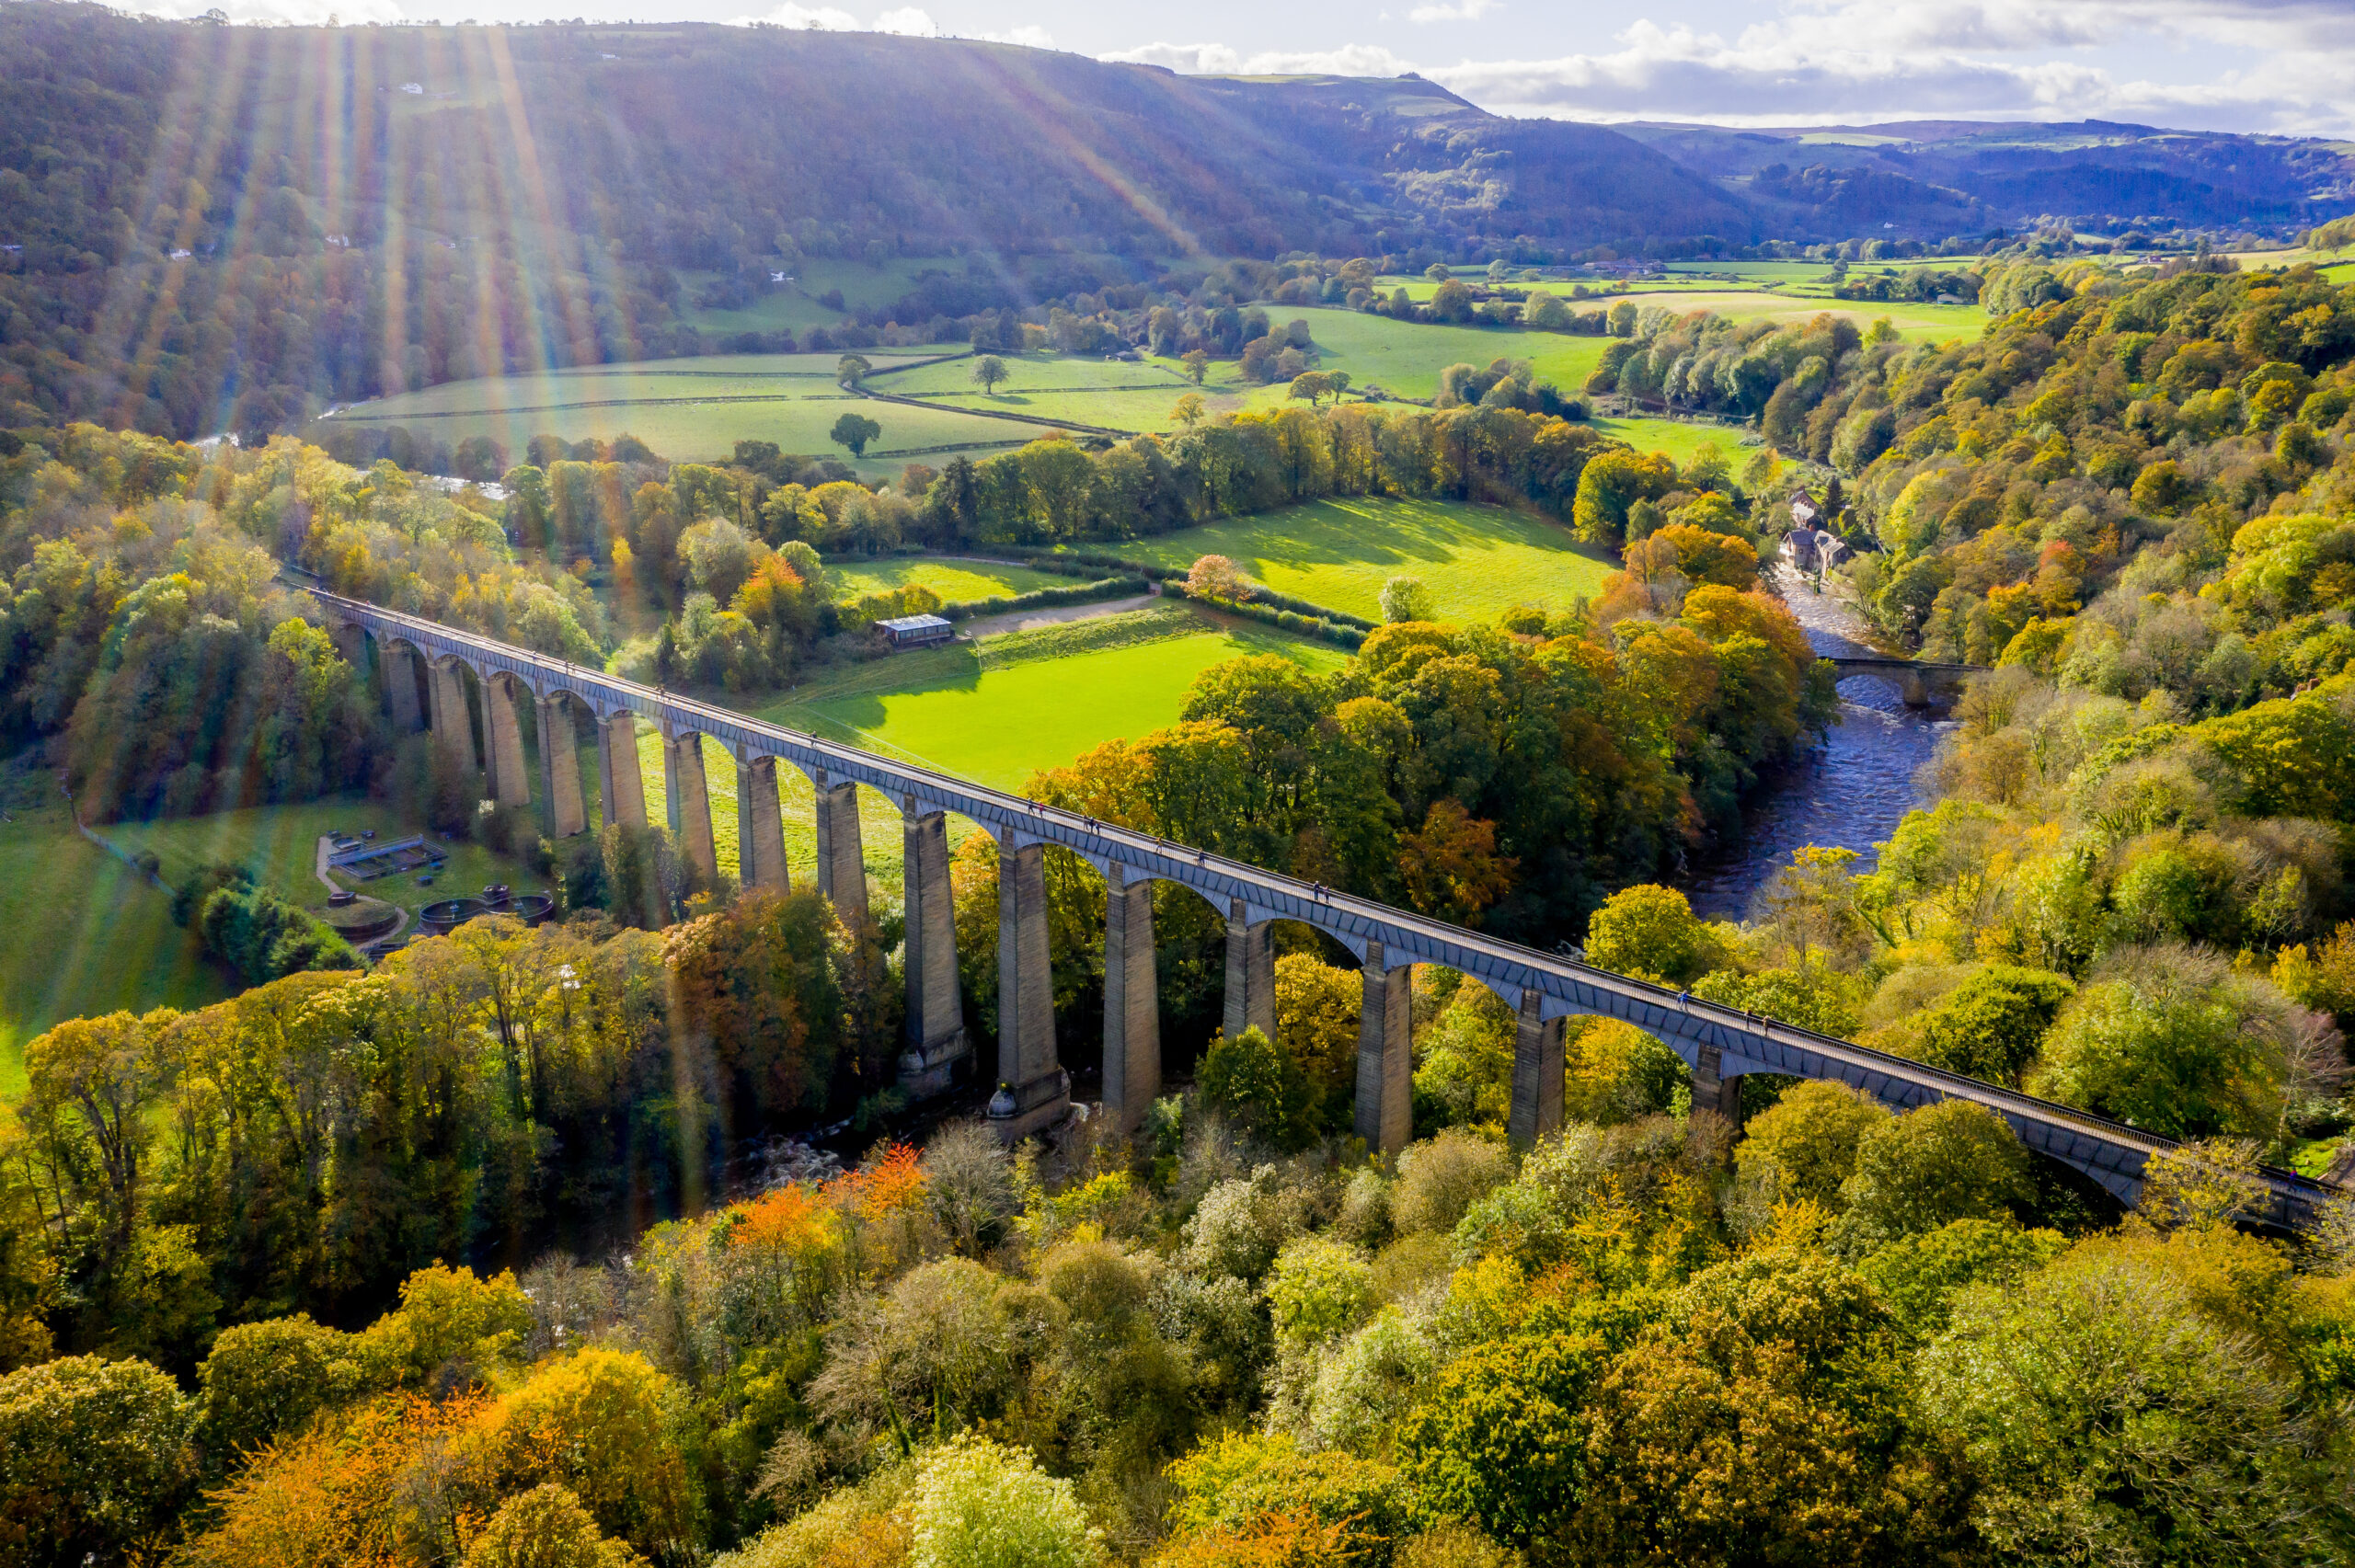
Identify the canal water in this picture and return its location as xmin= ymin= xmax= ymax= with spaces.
xmin=1682 ymin=562 xmax=1952 ymax=920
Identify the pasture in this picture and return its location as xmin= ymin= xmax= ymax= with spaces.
xmin=881 ymin=352 xmax=1232 ymax=432
xmin=1095 ymin=497 xmax=1615 ymax=624
xmin=1209 ymin=308 xmax=1616 ymax=403
xmin=0 ymin=788 xmax=229 ymax=1097
xmin=627 ymin=608 xmax=1346 ymax=896
xmin=1307 ymin=290 xmax=1980 ymax=352
xmin=1590 ymin=415 xmax=1752 ymax=469
xmin=326 ymin=351 xmax=1027 ymax=470
xmin=762 ymin=607 xmax=1347 ymax=790
xmin=821 ymin=555 xmax=1074 ymax=604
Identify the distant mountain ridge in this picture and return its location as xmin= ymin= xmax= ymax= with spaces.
xmin=1613 ymin=120 xmax=2355 ymax=236
xmin=5 ymin=2 xmax=2355 ymax=441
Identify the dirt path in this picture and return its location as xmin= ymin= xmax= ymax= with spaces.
xmin=961 ymin=592 xmax=1162 ymax=638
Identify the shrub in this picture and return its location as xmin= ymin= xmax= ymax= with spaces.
xmin=908 ymin=1434 xmax=1102 ymax=1568
xmin=1265 ymin=1236 xmax=1376 ymax=1352
xmin=1379 ymin=576 xmax=1434 ymax=624
xmin=1392 ymin=1127 xmax=1511 ymax=1235
xmin=0 ymin=1354 xmax=197 ymax=1568
xmin=197 ymin=882 xmax=358 ymax=982
xmin=1836 ymin=1101 xmax=2032 ymax=1245
xmin=464 ymin=1482 xmax=646 ymax=1568
xmin=1198 ymin=1026 xmax=1319 ymax=1151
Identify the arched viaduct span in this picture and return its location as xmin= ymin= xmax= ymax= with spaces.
xmin=315 ymin=589 xmax=2330 ymax=1227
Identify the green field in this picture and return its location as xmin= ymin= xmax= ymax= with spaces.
xmin=762 ymin=607 xmax=1348 ymax=789
xmin=1304 ymin=290 xmax=1979 ymax=353
xmin=681 ymin=284 xmax=855 ymax=337
xmin=1212 ymin=307 xmax=1614 ymax=403
xmin=0 ymin=791 xmax=230 ymax=1097
xmin=881 ymin=352 xmax=1230 ymax=432
xmin=615 ymin=608 xmax=1344 ymax=904
xmin=327 ymin=351 xmax=1025 ymax=470
xmin=1096 ymin=497 xmax=1614 ymax=623
xmin=99 ymin=798 xmax=546 ymax=921
xmin=822 ymin=555 xmax=1074 ymax=604
xmin=1590 ymin=416 xmax=1752 ymax=469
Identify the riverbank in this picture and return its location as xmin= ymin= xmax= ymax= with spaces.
xmin=1681 ymin=561 xmax=1949 ymax=919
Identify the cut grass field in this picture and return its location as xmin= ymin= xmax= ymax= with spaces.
xmin=1589 ymin=415 xmax=1752 ymax=469
xmin=1211 ymin=308 xmax=1614 ymax=403
xmin=622 ymin=607 xmax=1346 ymax=902
xmin=325 ymin=351 xmax=1020 ymax=470
xmin=1090 ymin=497 xmax=1615 ymax=624
xmin=1288 ymin=293 xmax=1979 ymax=374
xmin=760 ymin=605 xmax=1347 ymax=789
xmin=0 ymin=789 xmax=230 ymax=1097
xmin=821 ymin=555 xmax=1074 ymax=603
xmin=880 ymin=352 xmax=1238 ymax=433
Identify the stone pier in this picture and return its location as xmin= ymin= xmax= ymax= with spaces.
xmin=482 ymin=679 xmax=532 ymax=810
xmin=599 ymin=711 xmax=647 ymax=829
xmin=990 ymin=840 xmax=1069 ymax=1139
xmin=1692 ymin=1043 xmax=1743 ymax=1121
xmin=812 ymin=775 xmax=868 ymax=928
xmin=1223 ymin=900 xmax=1275 ymax=1042
xmin=736 ymin=755 xmax=788 ymax=891
xmin=1354 ymin=939 xmax=1412 ymax=1155
xmin=383 ymin=642 xmax=423 ymax=732
xmin=663 ymin=726 xmax=718 ymax=883
xmin=898 ymin=803 xmax=967 ymax=1098
xmin=1509 ymin=987 xmax=1567 ymax=1144
xmin=537 ymin=696 xmax=588 ymax=838
xmin=1102 ymin=864 xmax=1160 ymax=1132
xmin=427 ymin=659 xmax=477 ymax=773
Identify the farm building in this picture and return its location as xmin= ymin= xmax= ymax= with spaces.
xmin=878 ymin=612 xmax=955 ymax=649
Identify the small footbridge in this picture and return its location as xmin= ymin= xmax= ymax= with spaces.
xmin=1825 ymin=655 xmax=1988 ymax=707
xmin=308 ymin=588 xmax=2331 ymax=1228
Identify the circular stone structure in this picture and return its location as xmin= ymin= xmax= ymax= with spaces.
xmin=420 ymin=897 xmax=489 ymax=936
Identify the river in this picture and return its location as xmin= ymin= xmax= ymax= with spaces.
xmin=1681 ymin=561 xmax=1952 ymax=920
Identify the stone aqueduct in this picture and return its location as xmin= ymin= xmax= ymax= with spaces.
xmin=315 ymin=589 xmax=2333 ymax=1224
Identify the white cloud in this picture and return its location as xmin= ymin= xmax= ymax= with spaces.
xmin=1100 ymin=40 xmax=1412 ymax=76
xmin=1407 ymin=0 xmax=1499 ymax=23
xmin=1411 ymin=2 xmax=2355 ymax=133
xmin=1109 ymin=0 xmax=2355 ymax=133
xmin=979 ymin=24 xmax=1056 ymax=48
xmin=873 ymin=6 xmax=936 ymax=35
xmin=729 ymin=3 xmax=857 ymax=29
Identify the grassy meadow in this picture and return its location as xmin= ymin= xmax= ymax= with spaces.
xmin=327 ymin=351 xmax=1021 ymax=470
xmin=1337 ymin=287 xmax=1981 ymax=345
xmin=619 ymin=607 xmax=1346 ymax=899
xmin=821 ymin=555 xmax=1074 ymax=603
xmin=1094 ymin=497 xmax=1614 ymax=624
xmin=0 ymin=785 xmax=230 ymax=1097
xmin=881 ymin=352 xmax=1229 ymax=433
xmin=1589 ymin=415 xmax=1754 ymax=469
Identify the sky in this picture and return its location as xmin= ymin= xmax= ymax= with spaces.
xmin=112 ymin=0 xmax=2355 ymax=137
